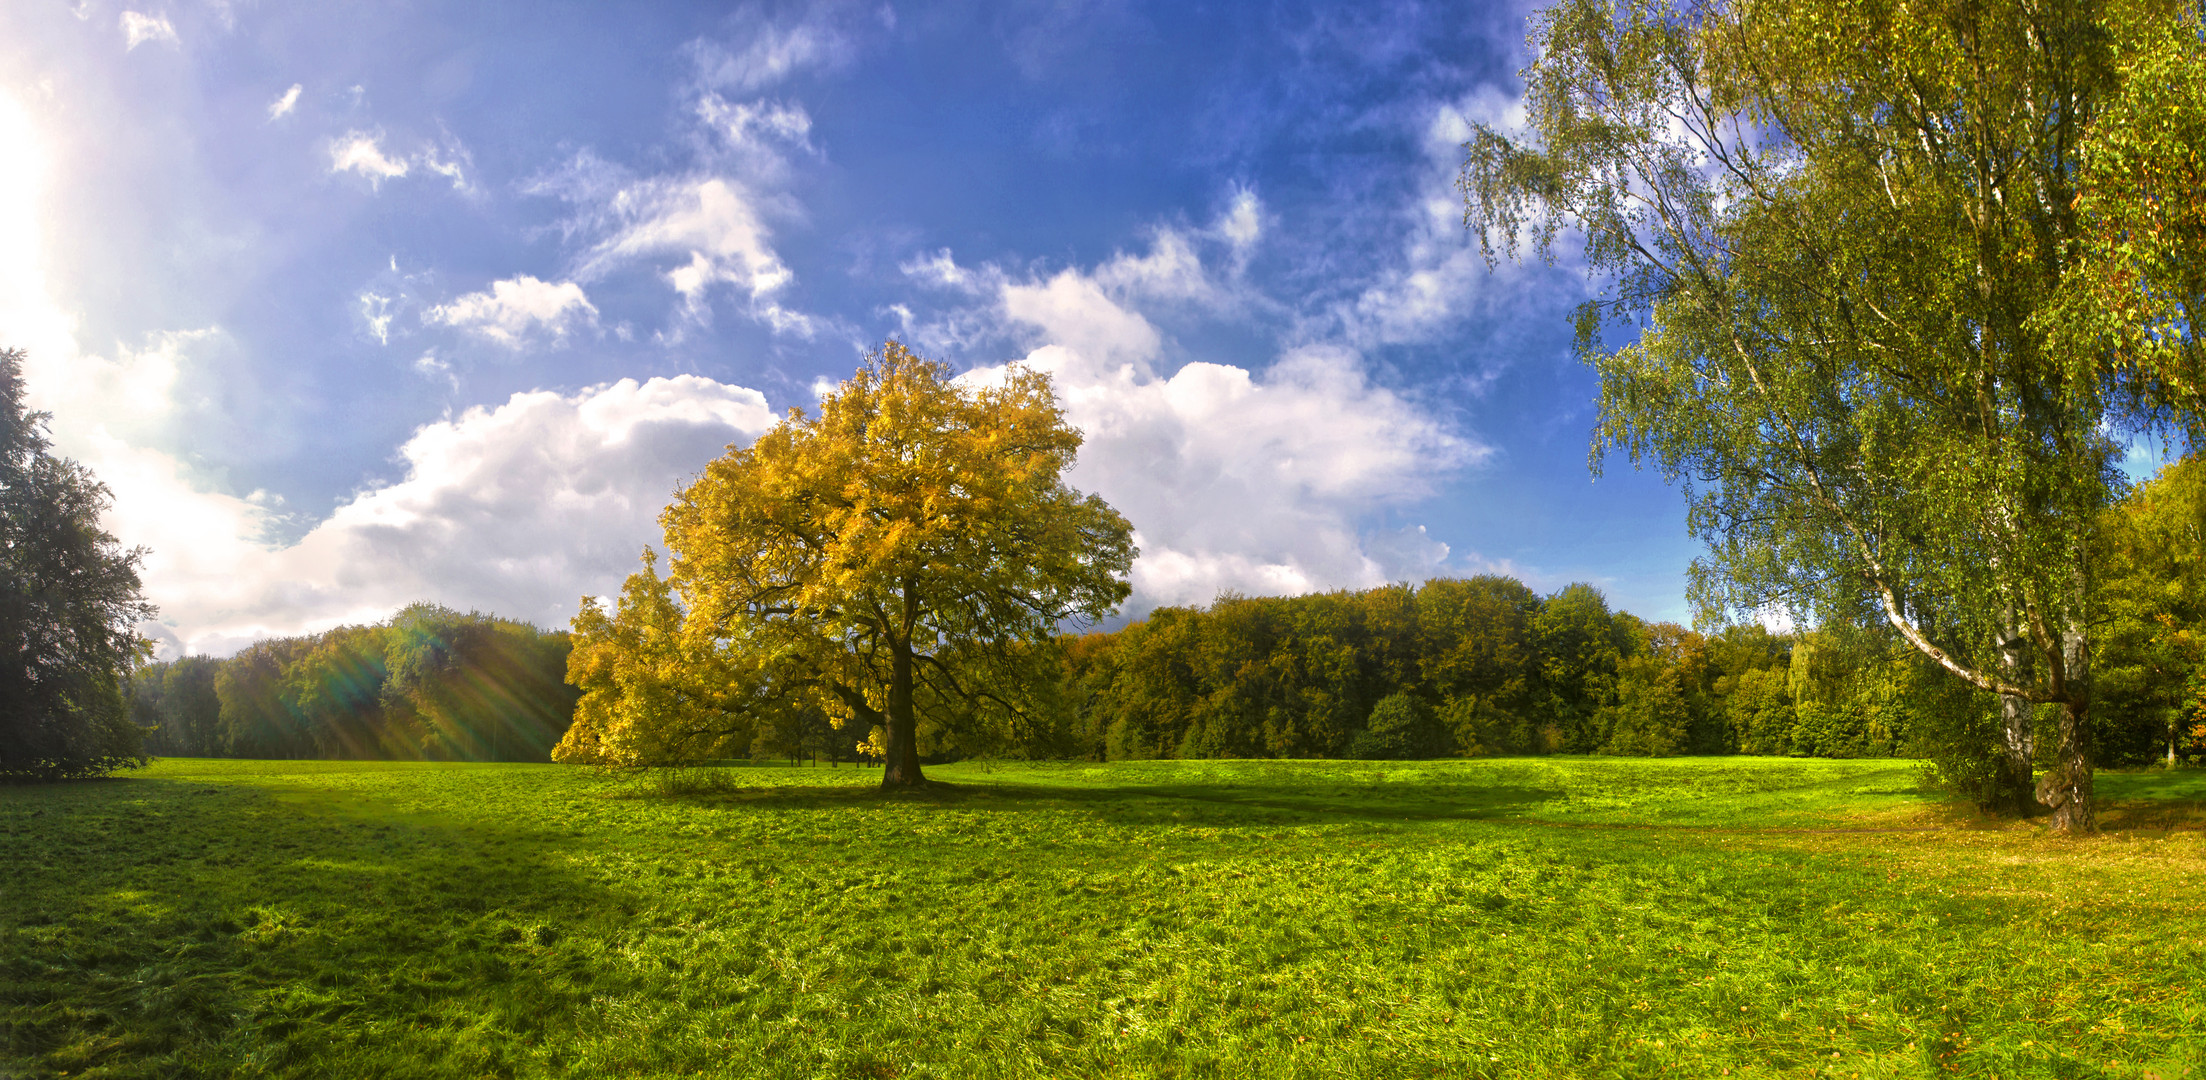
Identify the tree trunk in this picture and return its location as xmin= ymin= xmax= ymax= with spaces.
xmin=2038 ymin=700 xmax=2096 ymax=833
xmin=880 ymin=639 xmax=928 ymax=789
xmin=1991 ymin=620 xmax=2037 ymax=816
xmin=2038 ymin=616 xmax=2095 ymax=834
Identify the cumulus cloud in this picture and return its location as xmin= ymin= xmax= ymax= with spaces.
xmin=1002 ymin=271 xmax=1162 ymax=369
xmin=267 ymin=83 xmax=302 ymax=121
xmin=884 ymin=197 xmax=1489 ymax=615
xmin=954 ymin=230 xmax=1484 ymax=614
xmin=131 ymin=377 xmax=776 ymax=657
xmin=912 ymin=225 xmax=1253 ymax=368
xmin=424 ymin=275 xmax=598 ymax=348
xmin=996 ymin=343 xmax=1479 ymax=612
xmin=119 ymin=11 xmax=177 ymax=49
xmin=0 ymin=95 xmax=779 ymax=655
xmin=328 ymin=131 xmax=409 ymax=186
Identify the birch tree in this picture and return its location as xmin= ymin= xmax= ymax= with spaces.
xmin=1461 ymin=0 xmax=2180 ymax=830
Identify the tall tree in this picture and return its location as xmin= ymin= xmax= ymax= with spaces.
xmin=0 ymin=349 xmax=156 ymax=780
xmin=1463 ymin=0 xmax=2150 ymax=830
xmin=582 ymin=343 xmax=1135 ymax=788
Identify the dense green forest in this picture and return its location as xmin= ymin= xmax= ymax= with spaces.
xmin=1056 ymin=457 xmax=2206 ymax=773
xmin=127 ymin=603 xmax=578 ymax=762
xmin=1066 ymin=579 xmax=1905 ymax=762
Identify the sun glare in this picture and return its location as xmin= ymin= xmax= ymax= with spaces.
xmin=0 ymin=92 xmax=68 ymax=367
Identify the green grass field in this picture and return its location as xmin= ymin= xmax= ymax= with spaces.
xmin=5 ymin=757 xmax=2205 ymax=1079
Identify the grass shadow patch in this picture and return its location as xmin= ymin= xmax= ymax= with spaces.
xmin=1 ymin=767 xmax=631 ymax=1079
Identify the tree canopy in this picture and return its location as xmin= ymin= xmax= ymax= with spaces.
xmin=1461 ymin=0 xmax=2206 ymax=831
xmin=555 ymin=343 xmax=1136 ymax=788
xmin=0 ymin=348 xmax=155 ymax=780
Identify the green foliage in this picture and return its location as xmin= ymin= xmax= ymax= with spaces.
xmin=1348 ymin=691 xmax=1442 ymax=759
xmin=1726 ymin=666 xmax=1795 ymax=755
xmin=130 ymin=656 xmax=221 ymax=757
xmin=2064 ymin=5 xmax=2206 ymax=432
xmin=7 ymin=757 xmax=2206 ymax=1077
xmin=1601 ymin=655 xmax=1690 ymax=756
xmin=134 ymin=607 xmax=576 ymax=762
xmin=1457 ymin=0 xmax=2206 ymax=829
xmin=1070 ymin=578 xmax=1816 ymax=762
xmin=0 ymin=349 xmax=155 ymax=781
xmin=2095 ymin=455 xmax=2206 ymax=766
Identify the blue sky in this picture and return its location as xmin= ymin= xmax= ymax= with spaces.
xmin=0 ymin=0 xmax=1707 ymax=656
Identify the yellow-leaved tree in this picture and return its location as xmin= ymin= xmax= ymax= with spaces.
xmin=554 ymin=342 xmax=1135 ymax=787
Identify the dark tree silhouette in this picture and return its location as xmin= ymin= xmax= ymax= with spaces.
xmin=0 ymin=348 xmax=156 ymax=780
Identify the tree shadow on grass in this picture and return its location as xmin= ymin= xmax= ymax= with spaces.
xmin=633 ymin=772 xmax=1570 ymax=828
xmin=2084 ymin=769 xmax=2206 ymax=834
xmin=0 ymin=770 xmax=632 ymax=1079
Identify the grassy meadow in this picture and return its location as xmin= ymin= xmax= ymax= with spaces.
xmin=4 ymin=756 xmax=2205 ymax=1079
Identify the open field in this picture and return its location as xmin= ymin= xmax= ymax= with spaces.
xmin=4 ymin=758 xmax=2205 ymax=1079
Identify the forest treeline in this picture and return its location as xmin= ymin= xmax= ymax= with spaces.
xmin=1052 ymin=457 xmax=2205 ymax=772
xmin=127 ymin=603 xmax=578 ymax=762
xmin=127 ymin=459 xmax=2206 ymax=773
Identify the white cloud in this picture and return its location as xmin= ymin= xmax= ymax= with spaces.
xmin=900 ymin=215 xmax=1485 ymax=615
xmin=267 ymin=83 xmax=302 ymax=121
xmin=1003 ymin=270 xmax=1163 ymax=369
xmin=1031 ymin=343 xmax=1479 ymax=610
xmin=1093 ymin=229 xmax=1218 ymax=306
xmin=328 ymin=131 xmax=409 ymax=186
xmin=696 ymin=94 xmax=814 ymax=161
xmin=570 ymin=174 xmax=808 ymax=332
xmin=357 ymin=290 xmax=395 ymax=344
xmin=119 ymin=11 xmax=177 ymax=49
xmin=1218 ymin=188 xmax=1263 ymax=255
xmin=325 ymin=129 xmax=474 ymax=192
xmin=417 ymin=141 xmax=471 ymax=191
xmin=0 ymin=88 xmax=787 ymax=657
xmin=1331 ymin=88 xmax=1534 ymax=350
xmin=686 ymin=20 xmax=850 ymax=92
xmin=969 ymin=236 xmax=1482 ymax=614
xmin=424 ymin=275 xmax=598 ymax=348
xmin=119 ymin=376 xmax=776 ymax=657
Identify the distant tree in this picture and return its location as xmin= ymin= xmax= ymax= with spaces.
xmin=0 ymin=349 xmax=156 ymax=780
xmin=1726 ymin=667 xmax=1795 ymax=756
xmin=1533 ymin=584 xmax=1631 ymax=752
xmin=1417 ymin=576 xmax=1542 ymax=755
xmin=1351 ymin=692 xmax=1445 ymax=760
xmin=215 ymin=637 xmax=314 ymax=758
xmin=563 ymin=343 xmax=1135 ymax=788
xmin=381 ymin=604 xmax=578 ymax=762
xmin=2094 ymin=457 xmax=2206 ymax=766
xmin=1602 ymin=655 xmax=1691 ymax=756
xmin=132 ymin=656 xmax=222 ymax=756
